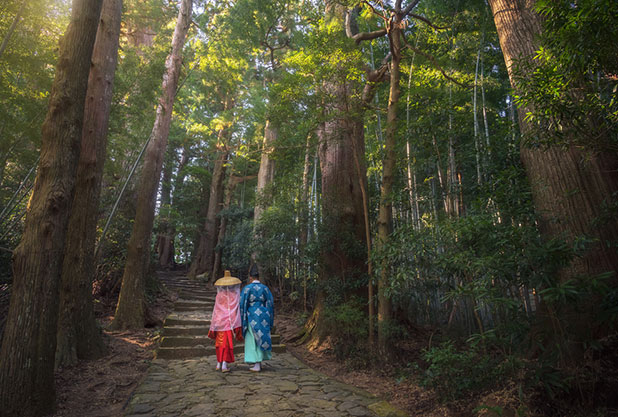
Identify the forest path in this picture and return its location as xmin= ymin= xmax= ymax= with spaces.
xmin=124 ymin=273 xmax=407 ymax=417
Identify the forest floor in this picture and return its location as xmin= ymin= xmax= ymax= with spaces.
xmin=49 ymin=276 xmax=500 ymax=417
xmin=53 ymin=287 xmax=177 ymax=417
xmin=276 ymin=311 xmax=460 ymax=417
xmin=3 ymin=273 xmax=615 ymax=416
xmin=52 ymin=298 xmax=462 ymax=416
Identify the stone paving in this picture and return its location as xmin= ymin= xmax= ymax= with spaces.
xmin=124 ymin=273 xmax=407 ymax=417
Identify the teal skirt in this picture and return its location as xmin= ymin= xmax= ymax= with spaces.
xmin=244 ymin=326 xmax=272 ymax=363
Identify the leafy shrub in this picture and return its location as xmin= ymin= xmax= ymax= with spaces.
xmin=321 ymin=299 xmax=370 ymax=363
xmin=421 ymin=341 xmax=521 ymax=402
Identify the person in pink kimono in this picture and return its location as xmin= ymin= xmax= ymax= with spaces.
xmin=208 ymin=270 xmax=243 ymax=372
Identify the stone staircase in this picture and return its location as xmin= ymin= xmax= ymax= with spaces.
xmin=156 ymin=274 xmax=285 ymax=360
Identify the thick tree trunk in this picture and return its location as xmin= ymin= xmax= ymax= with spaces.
xmin=304 ymin=4 xmax=371 ymax=346
xmin=318 ymin=112 xmax=368 ymax=293
xmin=189 ymin=147 xmax=228 ymax=280
xmin=489 ymin=0 xmax=618 ymax=277
xmin=111 ymin=0 xmax=192 ymax=330
xmin=251 ymin=119 xmax=277 ymax=279
xmin=0 ymin=0 xmax=103 ymax=414
xmin=488 ymin=0 xmax=618 ymax=346
xmin=55 ymin=0 xmax=122 ymax=369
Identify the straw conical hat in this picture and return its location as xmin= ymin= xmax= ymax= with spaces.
xmin=214 ymin=270 xmax=241 ymax=286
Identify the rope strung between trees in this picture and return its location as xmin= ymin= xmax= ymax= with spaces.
xmin=94 ymin=134 xmax=152 ymax=258
xmin=0 ymin=156 xmax=39 ymax=224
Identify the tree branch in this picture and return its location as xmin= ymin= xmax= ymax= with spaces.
xmin=362 ymin=1 xmax=389 ymax=23
xmin=345 ymin=5 xmax=387 ymax=44
xmin=362 ymin=53 xmax=391 ymax=106
xmin=401 ymin=0 xmax=421 ymax=17
xmin=351 ymin=28 xmax=388 ymax=44
xmin=403 ymin=40 xmax=469 ymax=88
xmin=229 ymin=174 xmax=258 ymax=185
xmin=409 ymin=13 xmax=449 ymax=30
xmin=345 ymin=7 xmax=360 ymax=37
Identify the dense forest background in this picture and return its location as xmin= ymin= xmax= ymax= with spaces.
xmin=0 ymin=0 xmax=617 ymax=415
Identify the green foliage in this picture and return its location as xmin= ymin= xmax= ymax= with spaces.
xmin=0 ymin=0 xmax=69 ymax=250
xmin=421 ymin=341 xmax=522 ymax=402
xmin=515 ymin=0 xmax=618 ymax=150
xmin=220 ymin=206 xmax=254 ymax=274
xmin=253 ymin=200 xmax=298 ymax=277
xmin=321 ymin=299 xmax=370 ymax=363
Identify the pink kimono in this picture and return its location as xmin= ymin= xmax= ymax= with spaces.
xmin=208 ymin=284 xmax=243 ymax=363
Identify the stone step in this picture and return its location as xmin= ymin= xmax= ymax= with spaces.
xmin=170 ymin=287 xmax=212 ymax=294
xmin=174 ymin=305 xmax=215 ymax=312
xmin=179 ymin=290 xmax=215 ymax=295
xmin=162 ymin=280 xmax=203 ymax=286
xmin=160 ymin=334 xmax=282 ymax=347
xmin=178 ymin=291 xmax=217 ymax=301
xmin=164 ymin=318 xmax=211 ymax=326
xmin=162 ymin=282 xmax=210 ymax=290
xmin=162 ymin=326 xmax=210 ymax=336
xmin=174 ymin=301 xmax=214 ymax=308
xmin=155 ymin=343 xmax=287 ymax=360
xmin=181 ymin=294 xmax=215 ymax=303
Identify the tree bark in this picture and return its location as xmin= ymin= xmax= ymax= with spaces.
xmin=376 ymin=14 xmax=402 ymax=351
xmin=314 ymin=3 xmax=369 ymax=339
xmin=56 ymin=0 xmax=122 ymax=369
xmin=155 ymin=152 xmax=175 ymax=269
xmin=189 ymin=146 xmax=228 ymax=280
xmin=111 ymin=0 xmax=192 ymax=330
xmin=303 ymin=4 xmax=377 ymax=346
xmin=318 ymin=109 xmax=368 ymax=297
xmin=0 ymin=0 xmax=103 ymax=414
xmin=251 ymin=119 xmax=277 ymax=279
xmin=488 ymin=0 xmax=618 ymax=344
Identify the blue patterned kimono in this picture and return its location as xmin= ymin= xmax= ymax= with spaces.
xmin=240 ymin=282 xmax=274 ymax=352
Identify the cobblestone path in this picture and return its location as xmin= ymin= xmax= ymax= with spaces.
xmin=124 ymin=274 xmax=407 ymax=417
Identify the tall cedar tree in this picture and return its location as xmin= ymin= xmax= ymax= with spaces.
xmin=56 ymin=0 xmax=122 ymax=368
xmin=0 ymin=0 xmax=103 ymax=415
xmin=488 ymin=0 xmax=618 ymax=351
xmin=111 ymin=0 xmax=192 ymax=329
xmin=303 ymin=3 xmax=369 ymax=346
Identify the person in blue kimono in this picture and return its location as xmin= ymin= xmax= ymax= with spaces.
xmin=240 ymin=265 xmax=274 ymax=372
